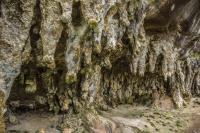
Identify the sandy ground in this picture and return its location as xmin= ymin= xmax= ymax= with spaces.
xmin=6 ymin=111 xmax=61 ymax=133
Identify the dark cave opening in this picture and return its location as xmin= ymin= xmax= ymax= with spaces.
xmin=71 ymin=0 xmax=84 ymax=26
xmin=7 ymin=65 xmax=49 ymax=114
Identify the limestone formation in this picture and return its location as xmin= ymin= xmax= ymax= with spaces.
xmin=0 ymin=0 xmax=200 ymax=131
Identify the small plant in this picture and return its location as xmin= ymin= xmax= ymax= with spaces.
xmin=176 ymin=120 xmax=182 ymax=127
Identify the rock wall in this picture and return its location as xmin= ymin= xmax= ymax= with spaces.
xmin=0 ymin=0 xmax=200 ymax=114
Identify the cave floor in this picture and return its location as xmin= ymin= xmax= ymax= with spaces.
xmin=5 ymin=98 xmax=200 ymax=133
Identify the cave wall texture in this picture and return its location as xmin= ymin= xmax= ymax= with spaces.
xmin=0 ymin=0 xmax=200 ymax=115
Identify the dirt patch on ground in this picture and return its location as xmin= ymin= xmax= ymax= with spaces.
xmin=6 ymin=110 xmax=61 ymax=133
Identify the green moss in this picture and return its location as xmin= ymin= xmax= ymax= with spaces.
xmin=65 ymin=73 xmax=77 ymax=84
xmin=88 ymin=18 xmax=98 ymax=29
xmin=49 ymin=104 xmax=60 ymax=114
xmin=80 ymin=67 xmax=91 ymax=75
xmin=191 ymin=51 xmax=200 ymax=59
xmin=176 ymin=120 xmax=182 ymax=127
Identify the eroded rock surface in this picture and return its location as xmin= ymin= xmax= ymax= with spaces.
xmin=0 ymin=0 xmax=200 ymax=132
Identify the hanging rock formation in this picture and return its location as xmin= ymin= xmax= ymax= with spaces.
xmin=0 ymin=0 xmax=200 ymax=117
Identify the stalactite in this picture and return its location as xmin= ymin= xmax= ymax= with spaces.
xmin=0 ymin=0 xmax=199 ymax=116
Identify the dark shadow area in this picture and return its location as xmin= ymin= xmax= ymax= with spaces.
xmin=71 ymin=0 xmax=84 ymax=26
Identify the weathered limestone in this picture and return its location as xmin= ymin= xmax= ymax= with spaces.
xmin=0 ymin=0 xmax=36 ymax=100
xmin=0 ymin=0 xmax=199 ymax=117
